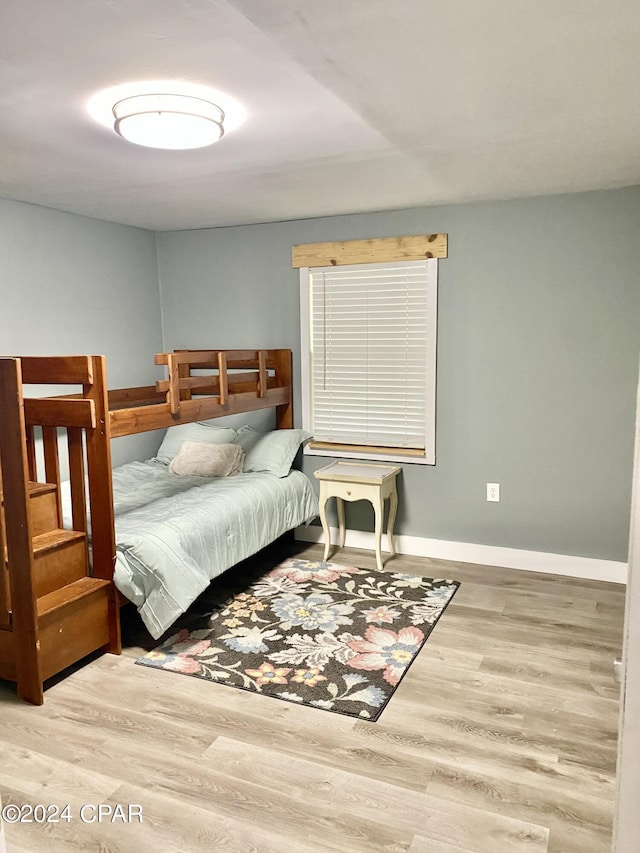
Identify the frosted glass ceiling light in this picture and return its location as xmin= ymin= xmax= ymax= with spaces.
xmin=112 ymin=93 xmax=225 ymax=150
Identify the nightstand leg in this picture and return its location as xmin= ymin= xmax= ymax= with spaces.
xmin=319 ymin=493 xmax=331 ymax=561
xmin=387 ymin=489 xmax=398 ymax=558
xmin=373 ymin=498 xmax=384 ymax=572
xmin=337 ymin=497 xmax=346 ymax=548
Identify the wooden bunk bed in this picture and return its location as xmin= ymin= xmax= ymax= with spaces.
xmin=0 ymin=349 xmax=294 ymax=705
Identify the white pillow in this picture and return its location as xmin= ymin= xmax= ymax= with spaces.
xmin=155 ymin=423 xmax=237 ymax=465
xmin=169 ymin=441 xmax=245 ymax=478
xmin=234 ymin=426 xmax=312 ymax=477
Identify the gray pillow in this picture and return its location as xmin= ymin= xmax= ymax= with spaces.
xmin=234 ymin=426 xmax=312 ymax=477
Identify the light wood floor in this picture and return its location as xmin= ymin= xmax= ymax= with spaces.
xmin=0 ymin=540 xmax=625 ymax=853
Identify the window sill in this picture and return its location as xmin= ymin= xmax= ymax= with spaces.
xmin=304 ymin=443 xmax=434 ymax=466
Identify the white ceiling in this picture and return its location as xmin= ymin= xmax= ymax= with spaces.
xmin=2 ymin=0 xmax=640 ymax=231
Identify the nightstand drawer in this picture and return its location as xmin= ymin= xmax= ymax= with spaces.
xmin=322 ymin=480 xmax=377 ymax=503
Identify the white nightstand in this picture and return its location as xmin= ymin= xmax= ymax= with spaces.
xmin=313 ymin=461 xmax=401 ymax=571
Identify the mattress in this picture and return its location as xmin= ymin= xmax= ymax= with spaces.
xmin=63 ymin=460 xmax=319 ymax=638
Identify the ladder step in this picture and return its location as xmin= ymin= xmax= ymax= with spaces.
xmin=1 ymin=483 xmax=61 ymax=561
xmin=33 ymin=529 xmax=85 ymax=555
xmin=29 ymin=483 xmax=60 ymax=537
xmin=37 ymin=578 xmax=112 ymax=681
xmin=33 ymin=529 xmax=88 ymax=598
xmin=2 ymin=482 xmax=57 ymax=503
xmin=28 ymin=481 xmax=58 ymax=498
xmin=37 ymin=577 xmax=110 ymax=620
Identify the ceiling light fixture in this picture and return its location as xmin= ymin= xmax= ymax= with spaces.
xmin=112 ymin=93 xmax=225 ymax=150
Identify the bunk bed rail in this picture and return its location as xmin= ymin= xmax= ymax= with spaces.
xmin=109 ymin=348 xmax=292 ymax=436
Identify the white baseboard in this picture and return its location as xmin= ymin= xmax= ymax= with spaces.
xmin=295 ymin=525 xmax=628 ymax=585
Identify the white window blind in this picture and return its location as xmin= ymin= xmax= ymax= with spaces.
xmin=304 ymin=259 xmax=437 ymax=459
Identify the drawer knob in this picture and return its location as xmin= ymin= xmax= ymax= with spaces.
xmin=346 ymin=489 xmax=351 ymax=496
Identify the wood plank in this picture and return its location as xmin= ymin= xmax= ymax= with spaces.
xmin=427 ymin=763 xmax=611 ymax=853
xmin=83 ymin=356 xmax=120 ymax=655
xmin=0 ymin=626 xmax=15 ymax=680
xmin=207 ymin=736 xmax=550 ymax=853
xmin=0 ymin=358 xmax=42 ymax=704
xmin=24 ymin=425 xmax=37 ymax=480
xmin=28 ymin=483 xmax=58 ymax=537
xmin=177 ymin=361 xmax=192 ymax=402
xmin=0 ymin=459 xmax=9 ymax=629
xmin=155 ymin=372 xmax=265 ymax=394
xmin=70 ymin=698 xmax=412 ymax=852
xmin=32 ymin=529 xmax=85 ymax=556
xmin=36 ymin=576 xmax=110 ymax=621
xmin=108 ymin=385 xmax=166 ymax=408
xmin=1 ymin=749 xmax=120 ymax=807
xmin=272 ymin=348 xmax=293 ymax=428
xmin=155 ymin=374 xmax=219 ymax=394
xmin=41 ymin=426 xmax=62 ymax=525
xmin=84 ymin=357 xmax=115 ymax=582
xmin=32 ymin=531 xmax=87 ymax=598
xmin=27 ymin=482 xmax=57 ymax=497
xmin=218 ymin=351 xmax=228 ymax=405
xmin=309 ymin=440 xmax=425 ymax=457
xmin=23 ymin=398 xmax=96 ymax=429
xmin=165 ymin=353 xmax=181 ymax=414
xmin=409 ymin=839 xmax=478 ymax=853
xmin=171 ymin=348 xmax=289 ymax=369
xmin=182 ymin=377 xmax=279 ymax=397
xmin=66 ymin=428 xmax=87 ymax=536
xmin=38 ymin=581 xmax=111 ymax=680
xmin=113 ymin=784 xmax=324 ymax=853
xmin=292 ymin=233 xmax=448 ymax=268
xmin=0 ymin=579 xmax=9 ymax=633
xmin=258 ymin=350 xmax=267 ymax=398
xmin=109 ymin=386 xmax=290 ymax=437
xmin=18 ymin=355 xmax=93 ymax=385
xmin=156 ymin=349 xmax=261 ymax=367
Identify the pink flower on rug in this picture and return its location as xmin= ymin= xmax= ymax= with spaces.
xmin=245 ymin=661 xmax=291 ymax=686
xmin=170 ymin=637 xmax=211 ymax=657
xmin=291 ymin=668 xmax=328 ymax=687
xmin=362 ymin=605 xmax=401 ymax=624
xmin=184 ymin=639 xmax=212 ymax=656
xmin=168 ymin=629 xmax=213 ymax=657
xmin=347 ymin=625 xmax=425 ymax=686
xmin=270 ymin=559 xmax=361 ymax=584
xmin=164 ymin=655 xmax=202 ymax=674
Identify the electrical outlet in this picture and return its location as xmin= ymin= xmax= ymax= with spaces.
xmin=487 ymin=483 xmax=500 ymax=502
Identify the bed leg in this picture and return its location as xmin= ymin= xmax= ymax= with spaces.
xmin=16 ymin=661 xmax=44 ymax=706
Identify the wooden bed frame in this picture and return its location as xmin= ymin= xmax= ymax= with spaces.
xmin=0 ymin=349 xmax=293 ymax=705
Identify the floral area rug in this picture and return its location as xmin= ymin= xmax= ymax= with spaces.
xmin=136 ymin=558 xmax=459 ymax=720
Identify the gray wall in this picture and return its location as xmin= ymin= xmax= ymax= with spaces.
xmin=157 ymin=187 xmax=640 ymax=564
xmin=0 ymin=197 xmax=164 ymax=464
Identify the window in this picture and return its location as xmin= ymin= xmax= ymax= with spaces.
xmin=300 ymin=257 xmax=438 ymax=465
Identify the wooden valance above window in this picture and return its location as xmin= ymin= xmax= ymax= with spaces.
xmin=291 ymin=233 xmax=448 ymax=269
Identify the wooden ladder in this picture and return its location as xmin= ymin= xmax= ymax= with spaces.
xmin=0 ymin=357 xmax=119 ymax=705
xmin=30 ymin=482 xmax=114 ymax=685
xmin=0 ymin=480 xmax=117 ymax=705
